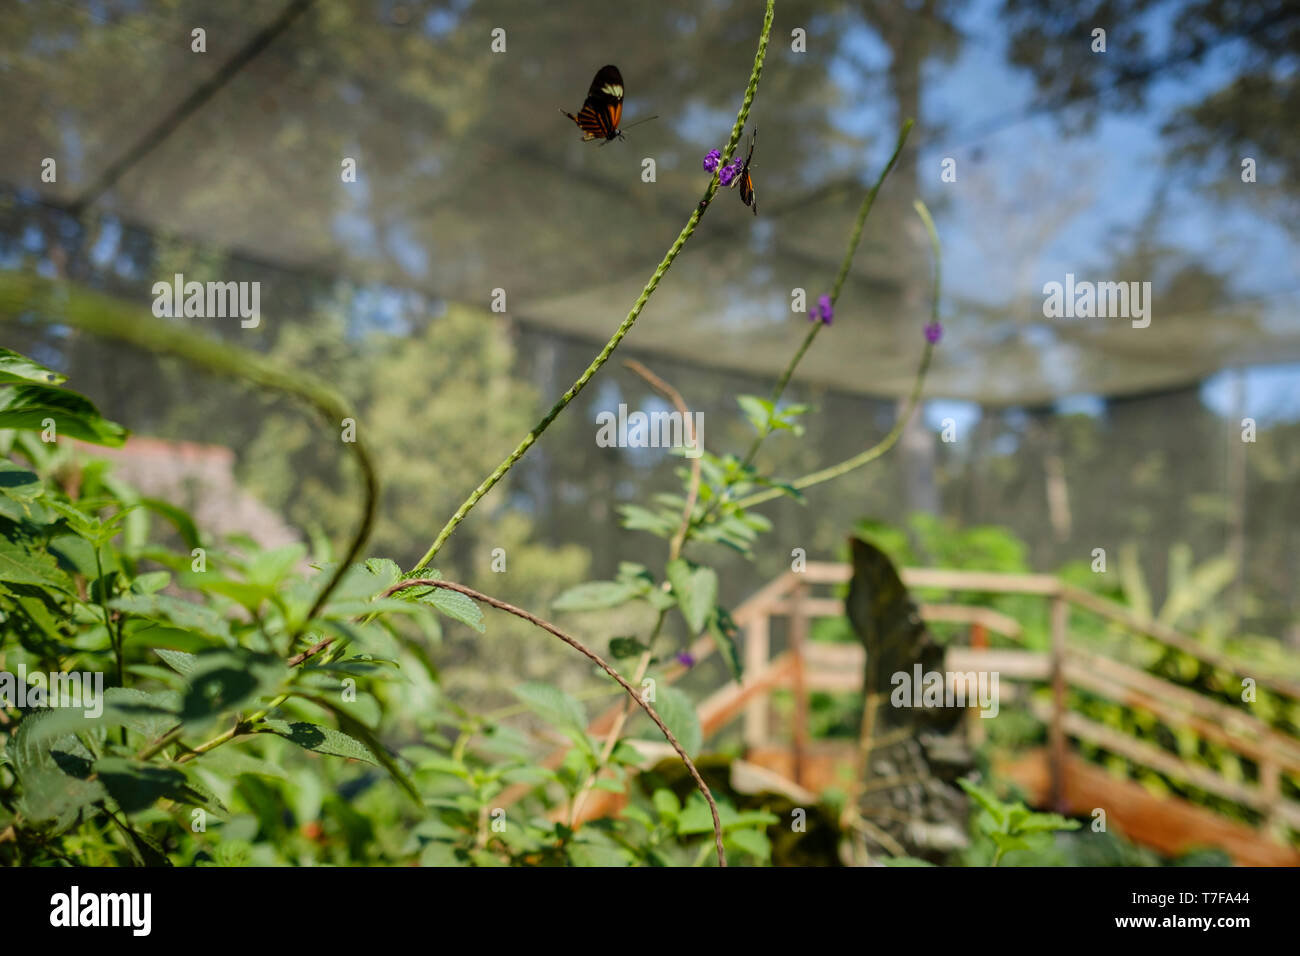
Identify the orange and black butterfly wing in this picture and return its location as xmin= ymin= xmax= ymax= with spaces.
xmin=564 ymin=104 xmax=611 ymax=141
xmin=563 ymin=64 xmax=624 ymax=141
xmin=737 ymin=132 xmax=757 ymax=214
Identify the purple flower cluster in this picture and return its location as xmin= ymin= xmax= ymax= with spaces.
xmin=808 ymin=293 xmax=833 ymax=326
xmin=924 ymin=321 xmax=943 ymax=344
xmin=703 ymin=147 xmax=745 ymax=185
xmin=676 ymin=652 xmax=696 ymax=668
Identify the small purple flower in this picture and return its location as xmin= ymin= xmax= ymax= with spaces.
xmin=703 ymin=148 xmax=721 ymax=173
xmin=817 ymin=294 xmax=833 ymax=323
xmin=924 ymin=321 xmax=943 ymax=344
xmin=676 ymin=652 xmax=696 ymax=668
xmin=719 ymin=163 xmax=737 ymax=187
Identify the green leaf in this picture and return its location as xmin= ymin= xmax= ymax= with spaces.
xmin=990 ymin=831 xmax=1032 ymax=855
xmin=726 ymin=827 xmax=771 ymax=859
xmin=652 ymin=788 xmax=680 ymax=823
xmin=0 ymin=460 xmax=43 ymax=503
xmin=258 ymin=719 xmax=377 ymax=765
xmin=1016 ymin=811 xmax=1081 ymax=834
xmin=130 ymin=570 xmax=172 ymax=595
xmin=179 ymin=649 xmax=286 ymax=725
xmin=0 ymin=347 xmax=66 ymax=385
xmin=552 ymin=580 xmax=639 ymax=613
xmin=94 ymin=757 xmax=212 ymax=815
xmin=609 ymin=636 xmax=650 ymax=659
xmin=137 ymin=497 xmax=201 ymax=551
xmin=0 ymin=538 xmax=74 ymax=592
xmin=301 ymin=695 xmax=421 ymax=806
xmin=737 ymin=394 xmax=773 ymax=434
xmin=245 ymin=543 xmax=307 ymax=590
xmin=0 ymin=384 xmax=127 ymax=446
xmin=425 ymin=587 xmax=484 ymax=632
xmin=706 ymin=605 xmax=743 ymax=681
xmin=110 ymin=592 xmax=232 ymax=642
xmin=10 ymin=711 xmax=105 ymax=830
xmin=155 ymin=647 xmax=201 ymax=676
xmin=958 ymin=778 xmax=1009 ymax=829
xmin=645 ymin=684 xmax=702 ymax=758
xmin=665 ymin=558 xmax=717 ymax=635
xmin=512 ymin=682 xmax=588 ymax=742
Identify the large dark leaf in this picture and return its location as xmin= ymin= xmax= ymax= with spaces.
xmin=846 ymin=536 xmax=938 ymax=702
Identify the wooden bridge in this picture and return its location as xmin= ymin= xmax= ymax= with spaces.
xmin=573 ymin=564 xmax=1300 ymax=866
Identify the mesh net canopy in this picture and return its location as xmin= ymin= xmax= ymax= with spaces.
xmin=3 ymin=0 xmax=1297 ymax=405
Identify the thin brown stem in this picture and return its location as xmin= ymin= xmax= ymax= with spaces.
xmin=623 ymin=359 xmax=701 ymax=560
xmin=381 ymin=578 xmax=726 ymax=867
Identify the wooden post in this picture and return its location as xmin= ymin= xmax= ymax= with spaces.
xmin=790 ymin=581 xmax=809 ymax=787
xmin=743 ymin=612 xmax=771 ymax=752
xmin=1049 ymin=594 xmax=1068 ymax=813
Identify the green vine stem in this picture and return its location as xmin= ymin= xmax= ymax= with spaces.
xmin=411 ymin=0 xmax=777 ymax=572
xmin=0 ymin=273 xmax=377 ymax=640
xmin=733 ymin=197 xmax=943 ymax=510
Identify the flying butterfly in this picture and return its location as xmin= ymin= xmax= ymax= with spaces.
xmin=730 ymin=128 xmax=758 ymax=214
xmin=560 ymin=65 xmax=656 ymax=143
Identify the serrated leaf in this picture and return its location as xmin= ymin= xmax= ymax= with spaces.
xmin=10 ymin=711 xmax=105 ymax=829
xmin=178 ymin=649 xmax=286 ymax=725
xmin=425 ymin=587 xmax=484 ymax=632
xmin=301 ymin=694 xmax=421 ymax=806
xmin=0 ymin=538 xmax=74 ymax=592
xmin=111 ymin=592 xmax=232 ymax=642
xmin=94 ymin=757 xmax=204 ymax=815
xmin=258 ymin=719 xmax=377 ymax=765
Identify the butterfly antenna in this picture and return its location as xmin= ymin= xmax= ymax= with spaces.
xmin=619 ymin=114 xmax=660 ymax=133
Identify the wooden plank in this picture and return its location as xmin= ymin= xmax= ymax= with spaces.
xmin=904 ymin=568 xmax=1062 ymax=595
xmin=766 ymin=598 xmax=1025 ymax=641
xmin=1029 ymin=700 xmax=1267 ymax=810
xmin=999 ymin=749 xmax=1300 ymax=866
xmin=946 ymin=647 xmax=1051 ymax=681
xmin=1061 ymin=584 xmax=1300 ymax=701
xmin=1063 ymin=650 xmax=1300 ymax=773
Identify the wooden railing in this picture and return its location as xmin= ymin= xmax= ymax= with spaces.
xmin=682 ymin=563 xmax=1300 ymax=852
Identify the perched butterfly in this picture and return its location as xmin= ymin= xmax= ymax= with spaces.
xmin=560 ymin=65 xmax=657 ymax=143
xmin=730 ymin=129 xmax=758 ymax=214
